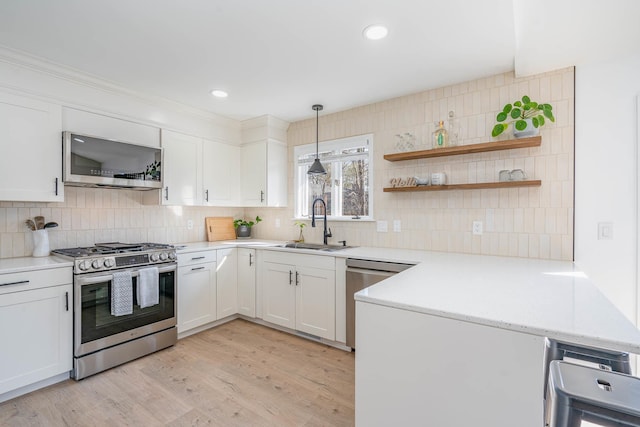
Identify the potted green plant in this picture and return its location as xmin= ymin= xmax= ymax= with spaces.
xmin=294 ymin=221 xmax=306 ymax=242
xmin=233 ymin=216 xmax=262 ymax=238
xmin=492 ymin=95 xmax=555 ymax=138
xmin=145 ymin=160 xmax=161 ymax=181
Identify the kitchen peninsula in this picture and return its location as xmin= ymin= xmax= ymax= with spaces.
xmin=353 ymin=251 xmax=640 ymax=427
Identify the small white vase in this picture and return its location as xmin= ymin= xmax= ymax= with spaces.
xmin=513 ymin=118 xmax=540 ymax=139
xmin=32 ymin=229 xmax=50 ymax=257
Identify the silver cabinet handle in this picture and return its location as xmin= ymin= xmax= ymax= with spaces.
xmin=205 ymin=189 xmax=209 ymax=202
xmin=191 ymin=266 xmax=205 ymax=271
xmin=295 ymin=271 xmax=299 ymax=286
xmin=260 ymin=190 xmax=265 ymax=203
xmin=0 ymin=280 xmax=29 ymax=287
xmin=55 ymin=177 xmax=59 ymax=196
xmin=289 ymin=270 xmax=293 ymax=285
xmin=249 ymin=253 xmax=253 ymax=266
xmin=191 ymin=256 xmax=205 ymax=260
xmin=164 ymin=186 xmax=169 ymax=200
xmin=65 ymin=291 xmax=69 ymax=311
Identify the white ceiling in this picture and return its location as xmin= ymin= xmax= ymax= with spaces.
xmin=0 ymin=0 xmax=637 ymax=122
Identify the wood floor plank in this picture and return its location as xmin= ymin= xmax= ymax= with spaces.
xmin=0 ymin=319 xmax=355 ymax=426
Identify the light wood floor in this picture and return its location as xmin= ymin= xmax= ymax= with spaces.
xmin=1 ymin=319 xmax=355 ymax=426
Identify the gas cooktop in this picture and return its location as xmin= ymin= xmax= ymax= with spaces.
xmin=53 ymin=242 xmax=174 ymax=258
xmin=52 ymin=242 xmax=177 ymax=273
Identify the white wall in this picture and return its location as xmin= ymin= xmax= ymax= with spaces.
xmin=575 ymin=54 xmax=640 ymax=324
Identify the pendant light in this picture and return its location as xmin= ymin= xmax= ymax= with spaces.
xmin=307 ymin=104 xmax=326 ymax=175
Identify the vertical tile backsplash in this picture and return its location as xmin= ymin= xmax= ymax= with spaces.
xmin=253 ymin=67 xmax=574 ymax=261
xmin=0 ymin=187 xmax=244 ymax=258
xmin=0 ymin=67 xmax=573 ymax=261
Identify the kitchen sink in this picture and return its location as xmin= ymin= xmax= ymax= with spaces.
xmin=283 ymin=242 xmax=353 ymax=252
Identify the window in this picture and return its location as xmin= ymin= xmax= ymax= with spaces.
xmin=294 ymin=134 xmax=373 ymax=220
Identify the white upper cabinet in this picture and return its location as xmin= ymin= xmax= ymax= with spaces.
xmin=202 ymin=139 xmax=241 ymax=206
xmin=240 ymin=115 xmax=288 ymax=207
xmin=160 ymin=129 xmax=202 ymax=206
xmin=0 ymin=91 xmax=64 ymax=202
xmin=241 ymin=139 xmax=287 ymax=207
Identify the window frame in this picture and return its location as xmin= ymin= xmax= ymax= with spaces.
xmin=293 ymin=133 xmax=374 ymax=221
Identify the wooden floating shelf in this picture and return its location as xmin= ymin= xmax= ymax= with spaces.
xmin=383 ymin=180 xmax=542 ymax=192
xmin=383 ymin=136 xmax=541 ymax=162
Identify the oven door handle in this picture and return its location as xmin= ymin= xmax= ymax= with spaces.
xmin=76 ymin=264 xmax=176 ymax=286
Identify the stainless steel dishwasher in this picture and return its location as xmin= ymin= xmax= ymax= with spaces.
xmin=346 ymin=258 xmax=414 ymax=349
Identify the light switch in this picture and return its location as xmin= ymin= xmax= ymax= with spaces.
xmin=377 ymin=220 xmax=388 ymax=232
xmin=275 ymin=218 xmax=281 ymax=228
xmin=598 ymin=222 xmax=613 ymax=240
xmin=393 ymin=220 xmax=401 ymax=232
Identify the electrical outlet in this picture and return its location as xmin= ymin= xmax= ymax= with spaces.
xmin=275 ymin=218 xmax=281 ymax=228
xmin=598 ymin=222 xmax=613 ymax=240
xmin=393 ymin=220 xmax=401 ymax=232
xmin=472 ymin=221 xmax=483 ymax=235
xmin=377 ymin=220 xmax=388 ymax=232
xmin=187 ymin=220 xmax=194 ymax=230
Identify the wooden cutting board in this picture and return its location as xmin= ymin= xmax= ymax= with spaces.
xmin=205 ymin=217 xmax=236 ymax=241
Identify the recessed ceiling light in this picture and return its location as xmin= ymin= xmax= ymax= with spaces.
xmin=210 ymin=89 xmax=228 ymax=98
xmin=363 ymin=24 xmax=388 ymax=40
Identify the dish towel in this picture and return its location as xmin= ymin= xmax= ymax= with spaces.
xmin=111 ymin=270 xmax=133 ymax=316
xmin=137 ymin=266 xmax=159 ymax=309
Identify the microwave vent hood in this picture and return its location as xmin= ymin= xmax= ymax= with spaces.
xmin=63 ymin=131 xmax=163 ymax=190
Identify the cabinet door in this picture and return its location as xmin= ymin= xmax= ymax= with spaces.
xmin=202 ymin=139 xmax=241 ymax=206
xmin=261 ymin=261 xmax=296 ymax=329
xmin=266 ymin=139 xmax=288 ymax=207
xmin=216 ymin=248 xmax=238 ymax=320
xmin=241 ymin=141 xmax=267 ymax=206
xmin=161 ymin=130 xmax=202 ymax=206
xmin=0 ymin=91 xmax=63 ymax=202
xmin=296 ymin=266 xmax=336 ymax=340
xmin=0 ymin=284 xmax=72 ymax=394
xmin=177 ymin=262 xmax=216 ymax=333
xmin=237 ymin=248 xmax=256 ymax=317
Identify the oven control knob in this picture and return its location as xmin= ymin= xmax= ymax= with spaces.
xmin=78 ymin=260 xmax=89 ymax=271
xmin=150 ymin=253 xmax=159 ymax=262
xmin=168 ymin=252 xmax=176 ymax=260
xmin=159 ymin=252 xmax=168 ymax=261
xmin=104 ymin=258 xmax=115 ymax=268
xmin=92 ymin=259 xmax=103 ymax=269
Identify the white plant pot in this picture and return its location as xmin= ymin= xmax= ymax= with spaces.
xmin=513 ymin=118 xmax=540 ymax=139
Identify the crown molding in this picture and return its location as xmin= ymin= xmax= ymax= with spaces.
xmin=0 ymin=44 xmax=238 ymax=128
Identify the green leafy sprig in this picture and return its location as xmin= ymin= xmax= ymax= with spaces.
xmin=233 ymin=216 xmax=262 ymax=229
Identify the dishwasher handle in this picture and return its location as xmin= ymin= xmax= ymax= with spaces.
xmin=346 ymin=267 xmax=397 ymax=278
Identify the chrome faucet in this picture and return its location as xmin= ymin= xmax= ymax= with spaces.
xmin=311 ymin=197 xmax=332 ymax=245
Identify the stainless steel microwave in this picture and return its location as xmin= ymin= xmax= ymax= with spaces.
xmin=63 ymin=132 xmax=163 ymax=190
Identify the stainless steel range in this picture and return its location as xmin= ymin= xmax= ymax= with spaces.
xmin=53 ymin=242 xmax=177 ymax=380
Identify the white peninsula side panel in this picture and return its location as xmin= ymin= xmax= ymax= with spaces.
xmin=355 ymin=301 xmax=545 ymax=427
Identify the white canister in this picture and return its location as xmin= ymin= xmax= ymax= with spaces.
xmin=32 ymin=229 xmax=50 ymax=257
xmin=431 ymin=172 xmax=447 ymax=186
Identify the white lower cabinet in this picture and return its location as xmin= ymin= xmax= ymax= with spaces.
xmin=216 ymin=248 xmax=238 ymax=320
xmin=177 ymin=251 xmax=217 ymax=333
xmin=260 ymin=252 xmax=335 ymax=340
xmin=0 ymin=267 xmax=72 ymax=396
xmin=237 ymin=248 xmax=256 ymax=317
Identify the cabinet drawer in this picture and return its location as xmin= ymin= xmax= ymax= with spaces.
xmin=262 ymin=250 xmax=335 ymax=270
xmin=178 ymin=250 xmax=217 ymax=266
xmin=0 ymin=267 xmax=72 ymax=295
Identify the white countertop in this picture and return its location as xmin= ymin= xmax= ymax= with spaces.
xmin=138 ymin=239 xmax=640 ymax=353
xmin=0 ymin=256 xmax=73 ymax=275
xmin=354 ymin=251 xmax=640 ymax=354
